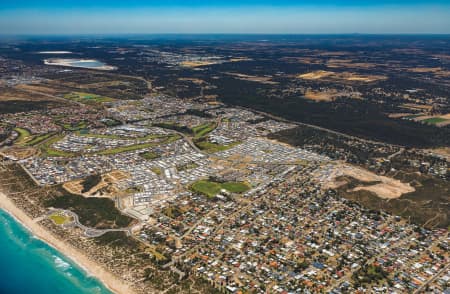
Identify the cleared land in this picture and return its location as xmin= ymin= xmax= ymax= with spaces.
xmin=297 ymin=70 xmax=386 ymax=83
xmin=323 ymin=165 xmax=415 ymax=199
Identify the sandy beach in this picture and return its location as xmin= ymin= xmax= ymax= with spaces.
xmin=0 ymin=191 xmax=134 ymax=294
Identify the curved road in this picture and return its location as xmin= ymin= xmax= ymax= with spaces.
xmin=46 ymin=209 xmax=131 ymax=237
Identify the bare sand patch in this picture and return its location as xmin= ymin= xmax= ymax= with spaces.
xmin=224 ymin=72 xmax=278 ymax=85
xmin=322 ymin=164 xmax=415 ymax=199
xmin=407 ymin=67 xmax=442 ymax=73
xmin=428 ymin=147 xmax=450 ymax=161
xmin=298 ymin=70 xmax=334 ymax=80
xmin=326 ymin=59 xmax=377 ymax=69
xmin=297 ymin=70 xmax=386 ymax=83
xmin=180 ymin=60 xmax=220 ymax=68
xmin=1 ymin=146 xmax=37 ymax=160
xmin=63 ymin=170 xmax=129 ymax=197
xmin=304 ymin=89 xmax=335 ymax=102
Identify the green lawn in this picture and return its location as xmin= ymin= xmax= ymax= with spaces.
xmin=221 ymin=182 xmax=251 ymax=193
xmin=191 ymin=180 xmax=250 ymax=198
xmin=422 ymin=117 xmax=448 ymax=125
xmin=192 ymin=122 xmax=216 ymax=138
xmin=14 ymin=127 xmax=31 ymax=145
xmin=49 ymin=213 xmax=69 ymax=225
xmin=39 ymin=135 xmax=77 ymax=157
xmin=151 ymin=167 xmax=162 ymax=175
xmin=24 ymin=133 xmax=54 ymax=146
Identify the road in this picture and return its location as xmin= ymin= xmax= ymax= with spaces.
xmin=414 ymin=262 xmax=450 ymax=293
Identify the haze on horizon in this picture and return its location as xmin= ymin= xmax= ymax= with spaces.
xmin=0 ymin=0 xmax=449 ymax=35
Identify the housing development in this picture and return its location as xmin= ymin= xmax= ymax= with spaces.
xmin=0 ymin=36 xmax=449 ymax=294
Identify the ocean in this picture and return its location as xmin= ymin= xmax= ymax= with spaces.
xmin=0 ymin=209 xmax=111 ymax=294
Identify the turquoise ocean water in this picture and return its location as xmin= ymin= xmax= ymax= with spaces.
xmin=0 ymin=209 xmax=111 ymax=294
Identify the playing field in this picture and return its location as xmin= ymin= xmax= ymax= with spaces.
xmin=191 ymin=180 xmax=250 ymax=197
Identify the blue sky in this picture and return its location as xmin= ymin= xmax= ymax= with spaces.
xmin=1 ymin=0 xmax=449 ymax=34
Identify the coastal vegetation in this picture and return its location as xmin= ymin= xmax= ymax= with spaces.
xmin=45 ymin=188 xmax=133 ymax=229
xmin=80 ymin=174 xmax=102 ymax=193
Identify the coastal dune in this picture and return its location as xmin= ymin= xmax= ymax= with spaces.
xmin=0 ymin=191 xmax=134 ymax=294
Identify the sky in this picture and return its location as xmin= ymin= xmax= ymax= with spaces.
xmin=0 ymin=0 xmax=449 ymax=35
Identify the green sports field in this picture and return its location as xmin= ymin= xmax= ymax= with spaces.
xmin=191 ymin=180 xmax=250 ymax=198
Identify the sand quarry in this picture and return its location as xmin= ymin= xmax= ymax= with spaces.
xmin=319 ymin=164 xmax=415 ymax=199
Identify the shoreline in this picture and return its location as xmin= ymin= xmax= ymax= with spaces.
xmin=0 ymin=191 xmax=134 ymax=294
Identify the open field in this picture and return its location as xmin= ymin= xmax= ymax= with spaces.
xmin=0 ymin=86 xmax=61 ymax=102
xmin=326 ymin=59 xmax=377 ymax=69
xmin=63 ymin=92 xmax=115 ymax=105
xmin=422 ymin=117 xmax=448 ymax=125
xmin=297 ymin=70 xmax=387 ymax=83
xmin=180 ymin=61 xmax=220 ymax=67
xmin=298 ymin=70 xmax=334 ymax=80
xmin=191 ymin=179 xmax=250 ymax=197
xmin=0 ymin=87 xmax=66 ymax=114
